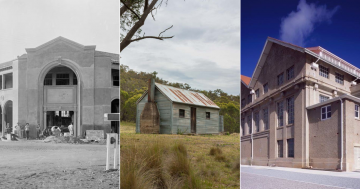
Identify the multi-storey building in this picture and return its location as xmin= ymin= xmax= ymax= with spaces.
xmin=0 ymin=37 xmax=119 ymax=139
xmin=241 ymin=37 xmax=360 ymax=171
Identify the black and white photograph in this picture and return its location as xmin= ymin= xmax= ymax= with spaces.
xmin=0 ymin=0 xmax=119 ymax=188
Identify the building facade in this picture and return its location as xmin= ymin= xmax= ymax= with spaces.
xmin=0 ymin=37 xmax=119 ymax=138
xmin=241 ymin=37 xmax=360 ymax=171
xmin=136 ymin=79 xmax=223 ymax=134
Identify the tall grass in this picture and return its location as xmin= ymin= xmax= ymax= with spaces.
xmin=120 ymin=140 xmax=203 ymax=189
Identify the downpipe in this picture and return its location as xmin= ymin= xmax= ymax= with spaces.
xmin=340 ymin=98 xmax=343 ymax=171
xmin=251 ymin=111 xmax=253 ymax=166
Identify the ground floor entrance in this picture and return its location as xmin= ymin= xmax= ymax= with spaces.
xmin=45 ymin=111 xmax=74 ymax=128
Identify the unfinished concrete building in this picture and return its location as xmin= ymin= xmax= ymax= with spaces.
xmin=241 ymin=37 xmax=360 ymax=171
xmin=0 ymin=37 xmax=119 ymax=139
xmin=136 ymin=79 xmax=223 ymax=134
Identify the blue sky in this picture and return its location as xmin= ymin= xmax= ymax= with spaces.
xmin=242 ymin=0 xmax=360 ymax=77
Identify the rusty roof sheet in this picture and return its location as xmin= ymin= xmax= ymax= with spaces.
xmin=155 ymin=83 xmax=220 ymax=109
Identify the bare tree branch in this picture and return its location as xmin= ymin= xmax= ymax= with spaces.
xmin=120 ymin=0 xmax=141 ymax=20
xmin=130 ymin=35 xmax=174 ymax=42
xmin=158 ymin=25 xmax=173 ymax=37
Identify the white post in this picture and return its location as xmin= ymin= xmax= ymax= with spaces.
xmin=106 ymin=133 xmax=119 ymax=170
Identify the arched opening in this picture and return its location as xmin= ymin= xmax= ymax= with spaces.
xmin=42 ymin=65 xmax=78 ymax=135
xmin=111 ymin=99 xmax=119 ymax=133
xmin=4 ymin=101 xmax=13 ymax=131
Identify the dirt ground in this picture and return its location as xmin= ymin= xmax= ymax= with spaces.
xmin=0 ymin=140 xmax=119 ymax=189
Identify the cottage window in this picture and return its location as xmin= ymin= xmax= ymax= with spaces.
xmin=277 ymin=73 xmax=284 ymax=86
xmin=254 ymin=112 xmax=259 ymax=132
xmin=263 ymin=83 xmax=268 ymax=94
xmin=255 ymin=89 xmax=259 ymax=98
xmin=319 ymin=65 xmax=329 ymax=78
xmin=335 ymin=72 xmax=344 ymax=85
xmin=247 ymin=115 xmax=252 ymax=134
xmin=56 ymin=73 xmax=70 ymax=85
xmin=44 ymin=73 xmax=52 ymax=85
xmin=287 ymin=138 xmax=294 ymax=158
xmin=287 ymin=66 xmax=294 ymax=80
xmin=319 ymin=95 xmax=330 ymax=103
xmin=206 ymin=112 xmax=210 ymax=119
xmin=277 ymin=101 xmax=284 ymax=127
xmin=4 ymin=73 xmax=13 ymax=89
xmin=263 ymin=108 xmax=268 ymax=130
xmin=287 ymin=96 xmax=294 ymax=125
xmin=356 ymin=105 xmax=359 ymax=119
xmin=248 ymin=94 xmax=252 ymax=103
xmin=321 ymin=105 xmax=331 ymax=120
xmin=241 ymin=118 xmax=245 ymax=136
xmin=277 ymin=140 xmax=283 ymax=158
xmin=179 ymin=109 xmax=185 ymax=118
xmin=112 ymin=69 xmax=119 ymax=86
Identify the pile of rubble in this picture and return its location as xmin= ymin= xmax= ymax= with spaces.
xmin=43 ymin=136 xmax=106 ymax=144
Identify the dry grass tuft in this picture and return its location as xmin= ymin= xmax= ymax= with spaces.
xmin=209 ymin=147 xmax=222 ymax=156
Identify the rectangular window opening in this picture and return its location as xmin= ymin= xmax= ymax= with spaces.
xmin=179 ymin=109 xmax=185 ymax=118
xmin=335 ymin=72 xmax=344 ymax=85
xmin=287 ymin=96 xmax=294 ymax=125
xmin=206 ymin=112 xmax=210 ymax=119
xmin=277 ymin=101 xmax=284 ymax=127
xmin=4 ymin=73 xmax=13 ymax=89
xmin=319 ymin=95 xmax=330 ymax=103
xmin=287 ymin=66 xmax=294 ymax=80
xmin=287 ymin=138 xmax=294 ymax=158
xmin=356 ymin=104 xmax=359 ymax=119
xmin=112 ymin=69 xmax=119 ymax=86
xmin=263 ymin=83 xmax=268 ymax=94
xmin=56 ymin=73 xmax=70 ymax=85
xmin=321 ymin=105 xmax=331 ymax=120
xmin=319 ymin=65 xmax=329 ymax=78
xmin=278 ymin=140 xmax=283 ymax=158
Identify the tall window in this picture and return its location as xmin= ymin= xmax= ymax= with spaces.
xmin=319 ymin=95 xmax=330 ymax=103
xmin=179 ymin=109 xmax=185 ymax=118
xmin=255 ymin=89 xmax=259 ymax=98
xmin=287 ymin=96 xmax=294 ymax=125
xmin=287 ymin=138 xmax=294 ymax=158
xmin=248 ymin=94 xmax=252 ymax=103
xmin=56 ymin=73 xmax=70 ymax=85
xmin=254 ymin=112 xmax=259 ymax=132
xmin=241 ymin=118 xmax=245 ymax=136
xmin=287 ymin=66 xmax=294 ymax=80
xmin=4 ymin=73 xmax=13 ymax=89
xmin=277 ymin=101 xmax=284 ymax=127
xmin=263 ymin=108 xmax=268 ymax=130
xmin=277 ymin=140 xmax=283 ymax=158
xmin=335 ymin=72 xmax=344 ymax=85
xmin=321 ymin=105 xmax=331 ymax=120
xmin=44 ymin=73 xmax=52 ymax=85
xmin=278 ymin=73 xmax=284 ymax=86
xmin=356 ymin=105 xmax=359 ymax=119
xmin=319 ymin=65 xmax=329 ymax=78
xmin=263 ymin=83 xmax=268 ymax=94
xmin=247 ymin=115 xmax=252 ymax=134
xmin=0 ymin=75 xmax=2 ymax=90
xmin=241 ymin=98 xmax=245 ymax=107
xmin=112 ymin=69 xmax=119 ymax=86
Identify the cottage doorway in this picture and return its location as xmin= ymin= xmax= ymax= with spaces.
xmin=355 ymin=147 xmax=360 ymax=170
xmin=191 ymin=107 xmax=196 ymax=133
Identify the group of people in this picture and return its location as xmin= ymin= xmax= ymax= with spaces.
xmin=8 ymin=122 xmax=74 ymax=140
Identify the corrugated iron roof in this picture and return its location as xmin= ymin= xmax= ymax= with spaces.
xmin=155 ymin=83 xmax=220 ymax=109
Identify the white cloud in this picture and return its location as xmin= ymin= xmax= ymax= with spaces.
xmin=280 ymin=0 xmax=339 ymax=46
xmin=121 ymin=0 xmax=240 ymax=95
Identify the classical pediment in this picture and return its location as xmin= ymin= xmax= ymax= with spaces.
xmin=25 ymin=36 xmax=96 ymax=53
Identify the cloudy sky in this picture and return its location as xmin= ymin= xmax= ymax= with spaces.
xmin=121 ymin=1 xmax=240 ymax=95
xmin=0 ymin=0 xmax=118 ymax=63
xmin=242 ymin=0 xmax=360 ymax=78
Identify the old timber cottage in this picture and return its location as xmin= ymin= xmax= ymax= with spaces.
xmin=241 ymin=37 xmax=360 ymax=172
xmin=136 ymin=78 xmax=223 ymax=134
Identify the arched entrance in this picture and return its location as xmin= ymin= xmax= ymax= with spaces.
xmin=4 ymin=101 xmax=12 ymax=131
xmin=40 ymin=63 xmax=80 ymax=136
xmin=111 ymin=99 xmax=119 ymax=133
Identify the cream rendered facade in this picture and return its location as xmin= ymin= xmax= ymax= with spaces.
xmin=0 ymin=37 xmax=119 ymax=139
xmin=241 ymin=37 xmax=360 ymax=171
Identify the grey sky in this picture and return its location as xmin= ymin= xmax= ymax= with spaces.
xmin=0 ymin=0 xmax=118 ymax=63
xmin=121 ymin=1 xmax=240 ymax=95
